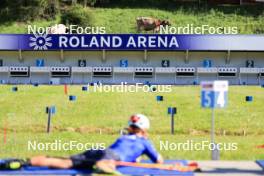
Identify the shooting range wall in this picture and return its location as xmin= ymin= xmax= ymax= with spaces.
xmin=0 ymin=34 xmax=263 ymax=85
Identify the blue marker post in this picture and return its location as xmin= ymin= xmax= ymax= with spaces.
xmin=69 ymin=95 xmax=77 ymax=101
xmin=201 ymin=81 xmax=229 ymax=160
xmin=82 ymin=86 xmax=88 ymax=91
xmin=33 ymin=83 xmax=39 ymax=87
xmin=156 ymin=96 xmax=163 ymax=101
xmin=12 ymin=86 xmax=18 ymax=92
xmin=46 ymin=106 xmax=56 ymax=133
xmin=245 ymin=96 xmax=253 ymax=102
xmin=168 ymin=107 xmax=177 ymax=134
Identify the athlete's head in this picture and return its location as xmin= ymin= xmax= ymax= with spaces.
xmin=128 ymin=114 xmax=150 ymax=135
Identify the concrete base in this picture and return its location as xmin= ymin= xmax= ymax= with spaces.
xmin=195 ymin=161 xmax=264 ymax=176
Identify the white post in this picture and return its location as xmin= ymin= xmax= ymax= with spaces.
xmin=185 ymin=50 xmax=189 ymax=64
xmin=113 ymin=71 xmax=115 ymax=83
xmin=211 ymin=108 xmax=219 ymax=160
xmin=175 ymin=72 xmax=177 ymax=85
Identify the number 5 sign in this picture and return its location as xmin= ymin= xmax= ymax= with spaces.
xmin=201 ymin=81 xmax=228 ymax=109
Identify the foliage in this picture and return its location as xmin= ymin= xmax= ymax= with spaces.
xmin=0 ymin=0 xmax=59 ymax=22
xmin=61 ymin=4 xmax=94 ymax=27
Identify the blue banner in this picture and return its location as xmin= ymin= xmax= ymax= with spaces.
xmin=0 ymin=34 xmax=263 ymax=51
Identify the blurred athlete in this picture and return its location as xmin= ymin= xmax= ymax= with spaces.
xmin=0 ymin=114 xmax=163 ymax=174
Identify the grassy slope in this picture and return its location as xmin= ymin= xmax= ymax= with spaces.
xmin=0 ymin=85 xmax=263 ymax=160
xmin=0 ymin=7 xmax=264 ymax=34
xmin=93 ymin=8 xmax=264 ymax=34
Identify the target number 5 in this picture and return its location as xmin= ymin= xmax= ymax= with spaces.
xmin=202 ymin=91 xmax=214 ymax=108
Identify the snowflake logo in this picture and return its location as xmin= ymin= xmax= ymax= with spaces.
xmin=29 ymin=34 xmax=52 ymax=50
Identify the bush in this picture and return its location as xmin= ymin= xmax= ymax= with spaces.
xmin=67 ymin=0 xmax=109 ymax=7
xmin=61 ymin=4 xmax=94 ymax=27
xmin=83 ymin=0 xmax=97 ymax=6
xmin=0 ymin=0 xmax=59 ymax=22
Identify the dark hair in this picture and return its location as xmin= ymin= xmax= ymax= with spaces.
xmin=128 ymin=125 xmax=142 ymax=134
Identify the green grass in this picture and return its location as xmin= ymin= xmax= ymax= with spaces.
xmin=0 ymin=85 xmax=263 ymax=160
xmin=93 ymin=8 xmax=264 ymax=34
xmin=0 ymin=7 xmax=264 ymax=34
xmin=0 ymin=17 xmax=61 ymax=34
